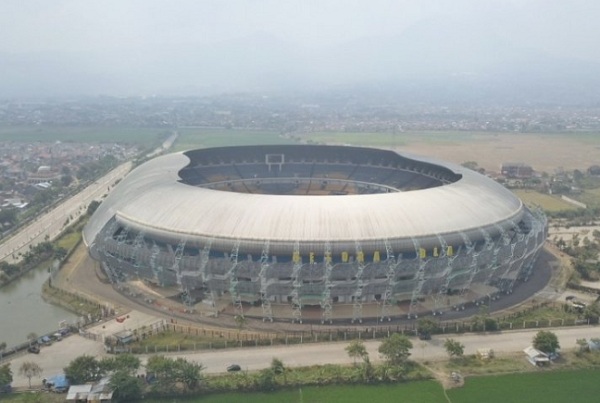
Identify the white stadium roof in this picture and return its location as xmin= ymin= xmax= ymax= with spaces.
xmin=84 ymin=147 xmax=524 ymax=254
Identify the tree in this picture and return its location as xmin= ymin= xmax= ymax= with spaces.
xmin=583 ymin=302 xmax=600 ymax=320
xmin=97 ymin=353 xmax=143 ymax=399
xmin=0 ymin=262 xmax=19 ymax=277
xmin=270 ymin=358 xmax=285 ymax=375
xmin=378 ymin=333 xmax=412 ymax=366
xmin=576 ymin=338 xmax=589 ymax=354
xmin=86 ymin=200 xmax=101 ymax=216
xmin=0 ymin=342 xmax=6 ymax=359
xmin=234 ymin=315 xmax=246 ymax=333
xmin=109 ymin=369 xmax=143 ymax=402
xmin=346 ymin=339 xmax=368 ymax=365
xmin=416 ymin=318 xmax=438 ymax=337
xmin=444 ymin=338 xmax=465 ymax=358
xmin=0 ymin=364 xmax=12 ymax=388
xmin=359 ymin=356 xmax=375 ymax=382
xmin=471 ymin=306 xmax=497 ymax=331
xmin=19 ymin=361 xmax=42 ymax=389
xmin=256 ymin=368 xmax=276 ymax=391
xmin=53 ymin=247 xmax=68 ymax=261
xmin=61 ymin=174 xmax=73 ymax=187
xmin=174 ymin=358 xmax=203 ymax=391
xmin=26 ymin=333 xmax=38 ymax=347
xmin=146 ymin=355 xmax=204 ymax=394
xmin=100 ymin=353 xmax=140 ymax=374
xmin=270 ymin=357 xmax=287 ymax=385
xmin=0 ymin=209 xmax=17 ymax=227
xmin=146 ymin=355 xmax=178 ymax=394
xmin=533 ymin=330 xmax=560 ymax=354
xmin=64 ymin=355 xmax=104 ymax=385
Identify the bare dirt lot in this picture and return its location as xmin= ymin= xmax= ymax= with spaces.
xmin=394 ymin=132 xmax=600 ymax=173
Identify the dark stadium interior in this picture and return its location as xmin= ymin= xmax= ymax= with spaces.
xmin=178 ymin=145 xmax=462 ymax=195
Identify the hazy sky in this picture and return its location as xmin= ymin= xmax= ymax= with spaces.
xmin=2 ymin=0 xmax=597 ymax=56
xmin=2 ymin=0 xmax=600 ymax=97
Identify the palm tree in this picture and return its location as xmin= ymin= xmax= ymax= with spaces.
xmin=270 ymin=358 xmax=286 ymax=385
xmin=345 ymin=339 xmax=368 ymax=365
xmin=19 ymin=361 xmax=42 ymax=389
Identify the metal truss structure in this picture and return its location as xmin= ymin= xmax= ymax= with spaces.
xmin=91 ymin=207 xmax=547 ymax=323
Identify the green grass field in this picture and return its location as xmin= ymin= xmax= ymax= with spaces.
xmin=447 ymin=369 xmax=600 ymax=403
xmin=4 ymin=367 xmax=600 ymax=402
xmin=572 ymin=188 xmax=600 ymax=209
xmin=173 ymin=129 xmax=500 ymax=150
xmin=173 ymin=128 xmax=293 ymax=151
xmin=145 ymin=381 xmax=446 ymax=403
xmin=143 ymin=369 xmax=600 ymax=402
xmin=0 ymin=125 xmax=167 ymax=146
xmin=512 ymin=189 xmax=580 ymax=212
xmin=142 ymin=369 xmax=600 ymax=403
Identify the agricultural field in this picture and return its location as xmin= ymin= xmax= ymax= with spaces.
xmin=173 ymin=128 xmax=293 ymax=151
xmin=299 ymin=130 xmax=476 ymax=148
xmin=3 ymin=126 xmax=598 ymax=175
xmin=301 ymin=131 xmax=600 ymax=173
xmin=446 ymin=369 xmax=600 ymax=403
xmin=140 ymin=369 xmax=600 ymax=403
xmin=0 ymin=125 xmax=167 ymax=147
xmin=144 ymin=381 xmax=446 ymax=403
xmin=512 ymin=189 xmax=580 ymax=212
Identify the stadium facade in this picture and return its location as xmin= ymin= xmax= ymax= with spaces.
xmin=83 ymin=145 xmax=547 ymax=323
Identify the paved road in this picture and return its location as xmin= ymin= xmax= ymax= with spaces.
xmin=0 ymin=162 xmax=132 ymax=263
xmin=7 ymin=325 xmax=600 ymax=388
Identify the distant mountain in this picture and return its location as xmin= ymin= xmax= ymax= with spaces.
xmin=1 ymin=22 xmax=599 ymax=104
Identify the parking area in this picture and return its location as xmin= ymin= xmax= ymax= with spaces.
xmin=7 ymin=334 xmax=106 ymax=389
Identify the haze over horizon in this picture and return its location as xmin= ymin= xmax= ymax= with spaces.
xmin=2 ymin=0 xmax=600 ymax=103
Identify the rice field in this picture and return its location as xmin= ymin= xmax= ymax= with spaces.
xmin=446 ymin=369 xmax=600 ymax=403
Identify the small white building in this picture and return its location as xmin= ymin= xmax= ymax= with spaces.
xmin=476 ymin=348 xmax=494 ymax=360
xmin=587 ymin=339 xmax=600 ymax=351
xmin=66 ymin=377 xmax=113 ymax=402
xmin=66 ymin=384 xmax=92 ymax=401
xmin=523 ymin=346 xmax=550 ymax=366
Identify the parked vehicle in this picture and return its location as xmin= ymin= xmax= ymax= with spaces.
xmin=227 ymin=364 xmax=241 ymax=372
xmin=38 ymin=336 xmax=52 ymax=346
xmin=27 ymin=346 xmax=40 ymax=354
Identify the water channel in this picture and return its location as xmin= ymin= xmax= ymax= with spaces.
xmin=0 ymin=267 xmax=78 ymax=347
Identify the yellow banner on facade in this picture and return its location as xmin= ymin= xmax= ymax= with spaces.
xmin=292 ymin=251 xmax=301 ymax=263
xmin=373 ymin=250 xmax=380 ymax=262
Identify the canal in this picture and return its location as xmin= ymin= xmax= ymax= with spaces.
xmin=0 ymin=267 xmax=78 ymax=347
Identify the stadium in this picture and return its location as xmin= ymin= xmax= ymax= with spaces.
xmin=83 ymin=145 xmax=547 ymax=323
